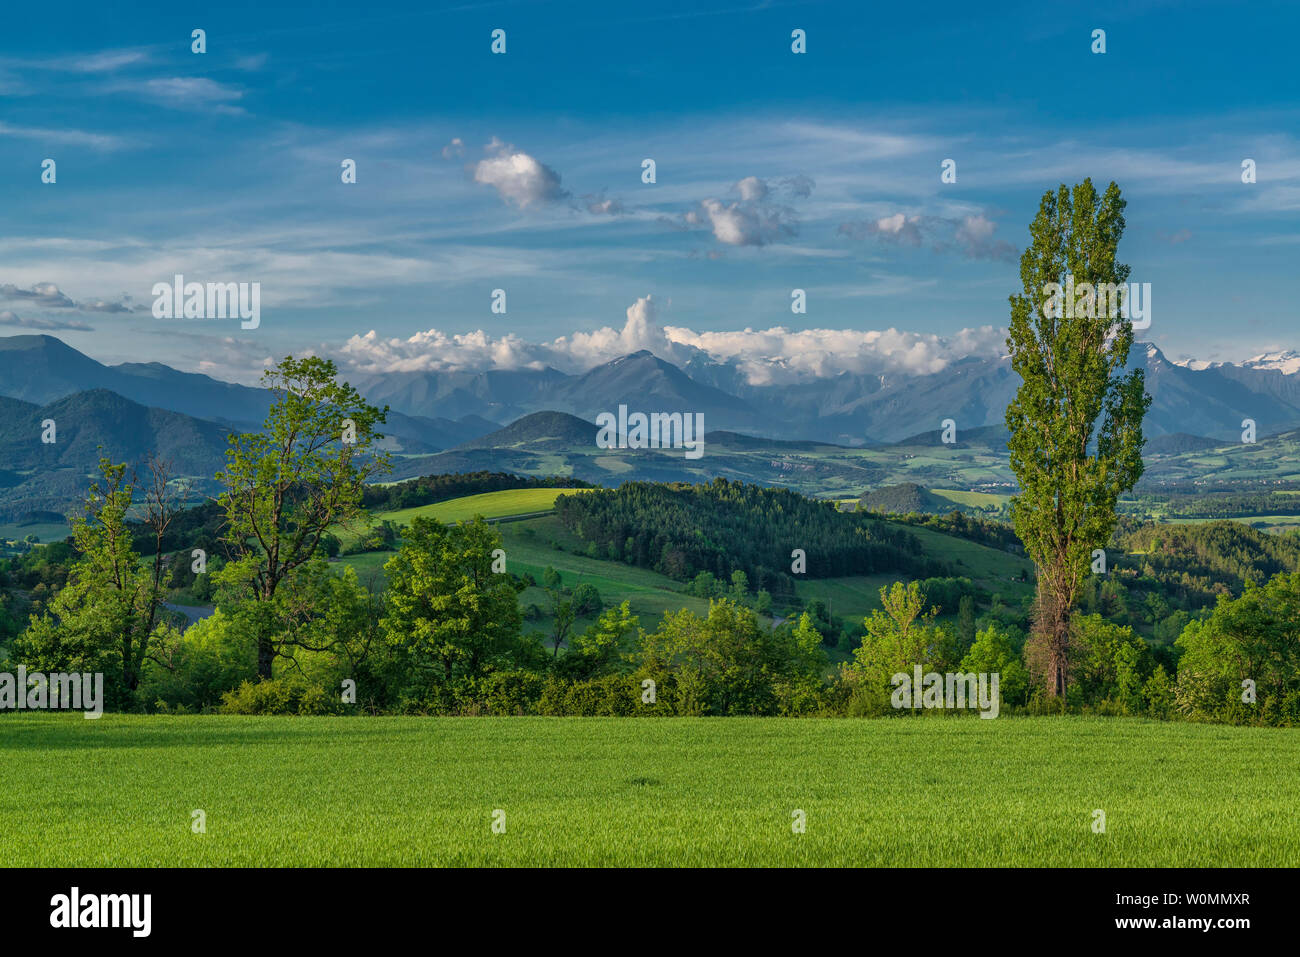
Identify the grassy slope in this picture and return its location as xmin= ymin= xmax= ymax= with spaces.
xmin=0 ymin=520 xmax=70 ymax=543
xmin=338 ymin=512 xmax=715 ymax=639
xmin=497 ymin=515 xmax=713 ymax=627
xmin=793 ymin=525 xmax=1033 ymax=626
xmin=376 ymin=488 xmax=592 ymax=526
xmin=931 ymin=488 xmax=1010 ymax=509
xmin=3 ymin=714 xmax=1295 ymax=867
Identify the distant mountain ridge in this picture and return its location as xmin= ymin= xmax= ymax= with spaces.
xmin=345 ymin=340 xmax=1300 ymax=445
xmin=0 ymin=335 xmax=497 ymax=454
xmin=5 ymin=333 xmax=1300 ymax=515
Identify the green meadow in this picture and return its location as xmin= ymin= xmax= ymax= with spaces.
xmin=375 ymin=487 xmax=591 ymax=526
xmin=3 ymin=714 xmax=1295 ymax=867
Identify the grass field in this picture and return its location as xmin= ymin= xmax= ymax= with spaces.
xmin=0 ymin=519 xmax=70 ymax=544
xmin=332 ymin=488 xmax=592 ymax=551
xmin=375 ymin=488 xmax=591 ymax=526
xmin=931 ymin=488 xmax=1011 ymax=510
xmin=904 ymin=524 xmax=1035 ymax=598
xmin=1168 ymin=514 xmax=1300 ymax=534
xmin=2 ymin=714 xmax=1296 ymax=867
xmin=338 ymin=512 xmax=716 ymax=643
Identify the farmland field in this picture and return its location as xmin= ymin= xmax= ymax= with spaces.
xmin=2 ymin=714 xmax=1296 ymax=867
xmin=931 ymin=488 xmax=1011 ymax=510
xmin=0 ymin=519 xmax=70 ymax=544
xmin=374 ymin=488 xmax=591 ymax=526
xmin=333 ymin=487 xmax=590 ymax=552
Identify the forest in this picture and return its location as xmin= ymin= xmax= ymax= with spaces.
xmin=553 ymin=480 xmax=949 ymax=600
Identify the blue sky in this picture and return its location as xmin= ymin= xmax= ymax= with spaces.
xmin=1 ymin=0 xmax=1297 ymax=383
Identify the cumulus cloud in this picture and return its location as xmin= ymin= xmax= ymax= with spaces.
xmin=735 ymin=175 xmax=768 ymax=202
xmin=666 ymin=324 xmax=1005 ymax=384
xmin=332 ymin=295 xmax=1004 ymax=385
xmin=472 ymin=139 xmax=568 ymax=208
xmin=440 ymin=137 xmax=465 ymax=159
xmin=0 ymin=281 xmax=76 ymax=307
xmin=681 ymin=175 xmax=812 ymax=247
xmin=0 ymin=309 xmax=93 ymax=331
xmin=839 ymin=211 xmax=1017 ymax=262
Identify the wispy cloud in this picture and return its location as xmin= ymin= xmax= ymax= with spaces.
xmin=0 ymin=282 xmax=140 ymax=313
xmin=0 ymin=310 xmax=93 ymax=331
xmin=0 ymin=121 xmax=126 ymax=151
xmin=105 ymin=76 xmax=246 ymax=113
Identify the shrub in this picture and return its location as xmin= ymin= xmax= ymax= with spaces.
xmin=219 ymin=675 xmax=346 ymax=715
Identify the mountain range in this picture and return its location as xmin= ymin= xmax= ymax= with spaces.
xmin=3 ymin=332 xmax=1300 ymax=519
xmin=350 ymin=342 xmax=1300 ymax=445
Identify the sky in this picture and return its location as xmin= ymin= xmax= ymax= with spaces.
xmin=1 ymin=0 xmax=1297 ymax=384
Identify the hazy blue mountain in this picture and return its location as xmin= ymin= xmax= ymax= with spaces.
xmin=549 ymin=351 xmax=764 ymax=430
xmin=1144 ymin=432 xmax=1224 ymax=455
xmin=889 ymin=424 xmax=1014 ymax=448
xmin=0 ymin=335 xmax=496 ymax=453
xmin=349 ymin=366 xmax=568 ymax=422
xmin=455 ymin=411 xmax=598 ymax=449
xmin=0 ymin=389 xmax=229 ymax=473
xmin=6 ymin=334 xmax=1300 ymax=463
xmin=0 ymin=335 xmax=273 ymax=421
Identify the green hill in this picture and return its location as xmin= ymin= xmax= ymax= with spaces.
xmin=457 ymin=411 xmax=597 ymax=449
xmin=858 ymin=483 xmax=955 ymax=515
xmin=376 ymin=487 xmax=592 ymax=526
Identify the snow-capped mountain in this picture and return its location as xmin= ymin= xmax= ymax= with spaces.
xmin=6 ymin=334 xmax=1300 ymax=447
xmin=1242 ymin=351 xmax=1300 ymax=375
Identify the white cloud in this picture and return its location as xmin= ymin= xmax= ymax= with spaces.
xmin=0 ymin=282 xmax=76 ymax=307
xmin=664 ymin=324 xmax=1005 ymax=384
xmin=333 ymin=295 xmax=1005 ymax=385
xmin=0 ymin=121 xmax=125 ymax=151
xmin=682 ymin=175 xmax=811 ymax=246
xmin=694 ymin=197 xmax=792 ymax=246
xmin=72 ymin=50 xmax=148 ymax=72
xmin=473 ymin=141 xmax=567 ymax=208
xmin=839 ymin=210 xmax=1017 ymax=262
xmin=1 ymin=280 xmax=140 ymax=313
xmin=735 ymin=175 xmax=768 ymax=202
xmin=108 ymin=77 xmax=244 ymax=112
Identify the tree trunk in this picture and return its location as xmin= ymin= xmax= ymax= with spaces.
xmin=1035 ymin=583 xmax=1071 ymax=699
xmin=258 ymin=638 xmax=275 ymax=680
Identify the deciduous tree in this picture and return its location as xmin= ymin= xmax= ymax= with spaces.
xmin=216 ymin=356 xmax=389 ymax=678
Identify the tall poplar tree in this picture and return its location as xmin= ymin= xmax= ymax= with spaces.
xmin=1005 ymin=179 xmax=1150 ymax=698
